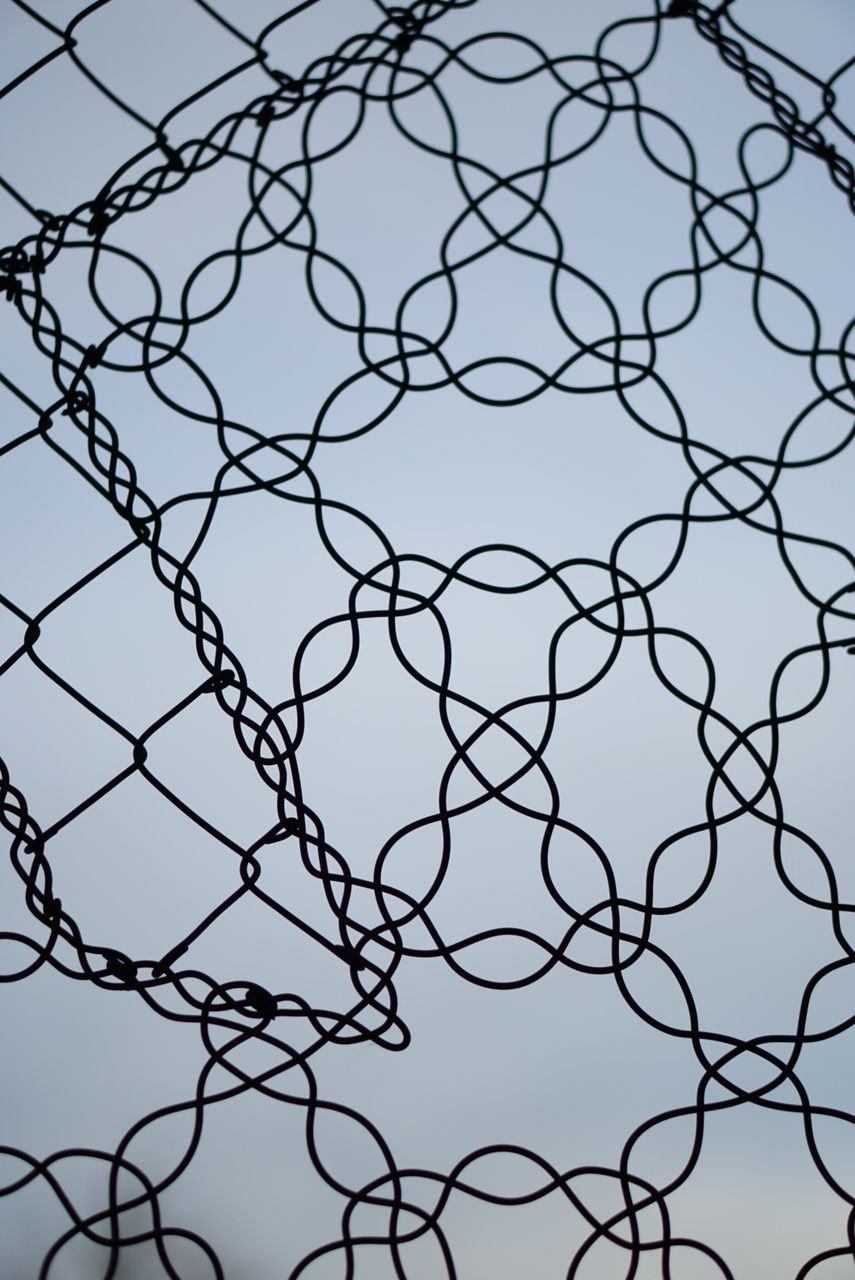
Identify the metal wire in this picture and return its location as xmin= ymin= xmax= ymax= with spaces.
xmin=1 ymin=0 xmax=855 ymax=1275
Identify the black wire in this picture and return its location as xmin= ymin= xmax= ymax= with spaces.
xmin=1 ymin=1 xmax=854 ymax=1276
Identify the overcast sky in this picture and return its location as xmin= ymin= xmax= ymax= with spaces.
xmin=2 ymin=1 xmax=855 ymax=1277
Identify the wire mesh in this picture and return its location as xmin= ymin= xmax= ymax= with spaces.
xmin=1 ymin=0 xmax=855 ymax=1276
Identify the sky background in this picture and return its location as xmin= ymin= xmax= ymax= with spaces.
xmin=2 ymin=1 xmax=855 ymax=1277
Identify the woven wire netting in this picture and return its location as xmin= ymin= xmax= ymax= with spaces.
xmin=2 ymin=0 xmax=855 ymax=1276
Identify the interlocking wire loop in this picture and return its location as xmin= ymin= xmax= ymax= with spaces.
xmin=2 ymin=1 xmax=855 ymax=1276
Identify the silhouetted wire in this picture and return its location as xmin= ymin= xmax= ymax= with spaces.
xmin=1 ymin=0 xmax=855 ymax=1276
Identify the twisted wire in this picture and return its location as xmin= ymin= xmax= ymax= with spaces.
xmin=1 ymin=0 xmax=855 ymax=1275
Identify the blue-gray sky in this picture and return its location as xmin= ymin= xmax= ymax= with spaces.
xmin=2 ymin=1 xmax=855 ymax=1277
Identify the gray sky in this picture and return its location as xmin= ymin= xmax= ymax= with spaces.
xmin=2 ymin=1 xmax=855 ymax=1277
